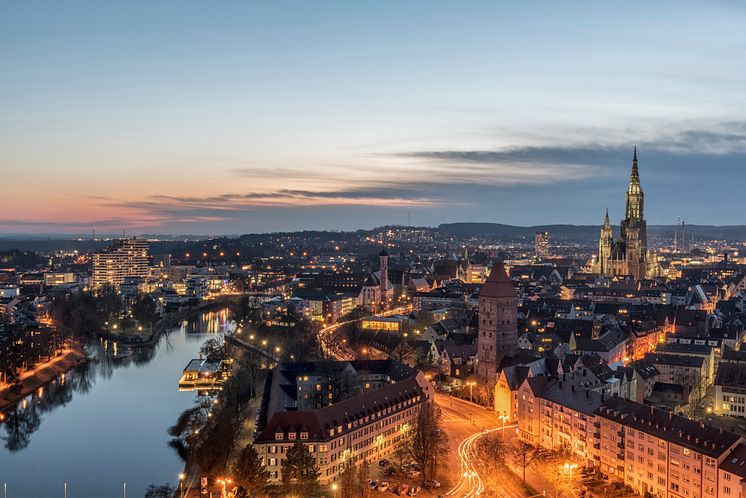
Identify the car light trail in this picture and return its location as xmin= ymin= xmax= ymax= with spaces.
xmin=446 ymin=425 xmax=516 ymax=498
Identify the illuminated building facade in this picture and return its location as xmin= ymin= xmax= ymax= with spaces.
xmin=92 ymin=238 xmax=149 ymax=289
xmin=596 ymin=149 xmax=657 ymax=280
xmin=253 ymin=360 xmax=433 ymax=485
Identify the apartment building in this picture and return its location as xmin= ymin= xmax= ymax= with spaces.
xmin=92 ymin=238 xmax=149 ymax=289
xmin=714 ymin=362 xmax=746 ymax=417
xmin=517 ymin=373 xmax=605 ymax=467
xmin=595 ymin=397 xmax=741 ymax=498
xmin=254 ymin=360 xmax=433 ymax=485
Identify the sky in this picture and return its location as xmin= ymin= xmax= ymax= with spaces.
xmin=3 ymin=1 xmax=746 ymax=235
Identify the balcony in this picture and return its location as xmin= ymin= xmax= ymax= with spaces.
xmin=593 ymin=443 xmax=601 ymax=450
xmin=593 ymin=432 xmax=600 ymax=439
xmin=616 ymin=465 xmax=625 ymax=473
xmin=594 ymin=421 xmax=601 ymax=428
xmin=617 ymin=442 xmax=625 ymax=449
xmin=617 ymin=430 xmax=624 ymax=437
xmin=617 ymin=453 xmax=625 ymax=460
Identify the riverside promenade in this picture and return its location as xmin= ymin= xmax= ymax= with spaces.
xmin=0 ymin=347 xmax=87 ymax=412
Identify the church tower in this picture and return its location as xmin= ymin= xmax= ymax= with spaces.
xmin=597 ymin=209 xmax=613 ymax=276
xmin=477 ymin=262 xmax=518 ymax=385
xmin=620 ymin=147 xmax=647 ymax=279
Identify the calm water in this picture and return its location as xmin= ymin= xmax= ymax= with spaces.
xmin=0 ymin=309 xmax=235 ymax=498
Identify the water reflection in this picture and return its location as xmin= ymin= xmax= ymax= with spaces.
xmin=0 ymin=309 xmax=234 ymax=498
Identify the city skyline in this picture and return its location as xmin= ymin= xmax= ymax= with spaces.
xmin=4 ymin=1 xmax=746 ymax=234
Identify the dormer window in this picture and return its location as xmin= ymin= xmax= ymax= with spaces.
xmin=301 ymin=432 xmax=308 ymax=440
xmin=288 ymin=432 xmax=296 ymax=440
xmin=275 ymin=432 xmax=283 ymax=440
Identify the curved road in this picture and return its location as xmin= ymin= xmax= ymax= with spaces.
xmin=446 ymin=425 xmax=517 ymax=498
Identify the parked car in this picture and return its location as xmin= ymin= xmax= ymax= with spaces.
xmin=376 ymin=482 xmax=389 ymax=492
xmin=404 ymin=469 xmax=420 ymax=478
xmin=383 ymin=467 xmax=397 ymax=476
xmin=408 ymin=485 xmax=421 ymax=496
xmin=378 ymin=459 xmax=390 ymax=467
xmin=425 ymin=479 xmax=441 ymax=488
xmin=368 ymin=479 xmax=379 ymax=490
xmin=397 ymin=484 xmax=409 ymax=495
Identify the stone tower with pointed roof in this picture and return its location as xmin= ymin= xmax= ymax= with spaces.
xmin=476 ymin=261 xmax=518 ymax=385
xmin=596 ymin=148 xmax=648 ymax=280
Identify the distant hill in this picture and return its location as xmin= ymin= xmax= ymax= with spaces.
xmin=438 ymin=222 xmax=746 ymax=242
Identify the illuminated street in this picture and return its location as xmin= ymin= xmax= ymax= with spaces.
xmin=437 ymin=394 xmax=526 ymax=498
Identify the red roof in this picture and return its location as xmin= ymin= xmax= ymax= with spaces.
xmin=479 ymin=262 xmax=516 ymax=299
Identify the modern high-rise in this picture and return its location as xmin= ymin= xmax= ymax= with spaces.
xmin=92 ymin=238 xmax=149 ymax=289
xmin=534 ymin=231 xmax=550 ymax=260
xmin=476 ymin=261 xmax=518 ymax=385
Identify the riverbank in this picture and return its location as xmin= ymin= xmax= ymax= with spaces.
xmin=0 ymin=347 xmax=88 ymax=412
xmin=100 ymin=298 xmax=239 ymax=347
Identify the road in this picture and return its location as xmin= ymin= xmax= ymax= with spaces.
xmin=436 ymin=394 xmax=529 ymax=498
xmin=318 ymin=306 xmax=414 ymax=360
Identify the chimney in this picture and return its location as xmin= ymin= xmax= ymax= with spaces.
xmin=571 ymin=385 xmax=575 ymax=392
xmin=601 ymin=393 xmax=605 ymax=402
xmin=586 ymin=390 xmax=589 ymax=398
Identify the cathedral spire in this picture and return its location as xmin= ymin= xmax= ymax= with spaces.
xmin=630 ymin=146 xmax=640 ymax=184
xmin=603 ymin=208 xmax=610 ymax=228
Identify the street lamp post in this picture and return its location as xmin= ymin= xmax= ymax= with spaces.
xmin=179 ymin=473 xmax=186 ymax=498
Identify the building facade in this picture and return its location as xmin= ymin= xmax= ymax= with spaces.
xmin=253 ymin=360 xmax=434 ymax=485
xmin=92 ymin=238 xmax=149 ymax=289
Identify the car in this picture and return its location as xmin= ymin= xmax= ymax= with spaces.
xmin=425 ymin=479 xmax=441 ymax=489
xmin=397 ymin=484 xmax=409 ymax=495
xmin=376 ymin=482 xmax=389 ymax=492
xmin=383 ymin=467 xmax=397 ymax=476
xmin=378 ymin=459 xmax=390 ymax=467
xmin=405 ymin=470 xmax=420 ymax=478
xmin=368 ymin=479 xmax=379 ymax=489
xmin=408 ymin=486 xmax=421 ymax=496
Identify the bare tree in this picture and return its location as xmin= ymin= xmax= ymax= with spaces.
xmin=512 ymin=440 xmax=540 ymax=484
xmin=338 ymin=460 xmax=357 ymax=498
xmin=390 ymin=340 xmax=415 ymax=366
xmin=356 ymin=460 xmax=371 ymax=498
xmin=675 ymin=369 xmax=705 ymax=418
xmin=475 ymin=431 xmax=507 ymax=474
xmin=407 ymin=402 xmax=449 ymax=481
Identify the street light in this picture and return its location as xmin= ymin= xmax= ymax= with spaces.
xmin=179 ymin=473 xmax=185 ymax=498
xmin=498 ymin=414 xmax=509 ymax=428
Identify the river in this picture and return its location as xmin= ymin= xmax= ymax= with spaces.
xmin=0 ymin=309 xmax=235 ymax=498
